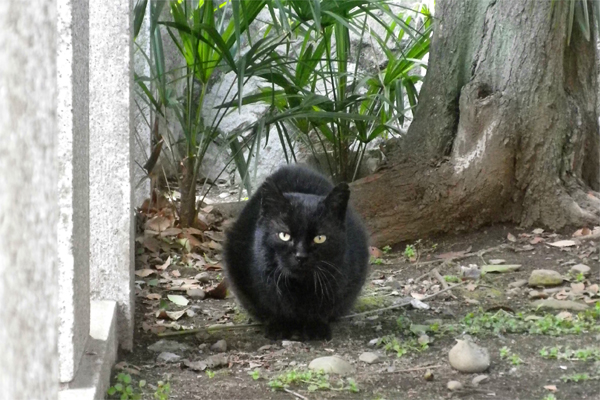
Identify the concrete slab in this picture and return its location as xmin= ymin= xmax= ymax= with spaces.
xmin=59 ymin=301 xmax=118 ymax=400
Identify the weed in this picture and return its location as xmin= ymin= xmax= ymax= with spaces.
xmin=561 ymin=373 xmax=590 ymax=382
xmin=499 ymin=346 xmax=511 ymax=358
xmin=249 ymin=369 xmax=261 ymax=380
xmin=370 ymin=256 xmax=384 ymax=265
xmin=382 ymin=245 xmax=392 ymax=254
xmin=444 ymin=275 xmax=460 ymax=283
xmin=575 ymin=272 xmax=585 ymax=282
xmin=154 ymin=381 xmax=170 ymax=400
xmin=403 ymin=245 xmax=416 ymax=260
xmin=107 ymin=373 xmax=145 ymax=400
xmin=542 ymin=395 xmax=557 ymax=400
xmin=268 ymin=369 xmax=358 ymax=393
xmin=205 ymin=370 xmax=215 ymax=379
xmin=540 ymin=346 xmax=600 ymax=361
xmin=377 ymin=335 xmax=428 ymax=357
xmin=499 ymin=347 xmax=522 ymax=365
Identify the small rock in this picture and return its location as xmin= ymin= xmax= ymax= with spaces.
xmin=418 ymin=334 xmax=432 ymax=346
xmin=186 ymin=309 xmax=196 ymax=317
xmin=472 ymin=374 xmax=489 ymax=386
xmin=359 ymin=352 xmax=381 ymax=364
xmin=210 ymin=339 xmax=227 ymax=353
xmin=481 ymin=264 xmax=521 ymax=273
xmin=186 ymin=288 xmax=206 ymax=299
xmin=258 ymin=344 xmax=274 ymax=352
xmin=528 ymin=290 xmax=548 ymax=299
xmin=157 ymin=352 xmax=181 ymax=363
xmin=447 ymin=380 xmax=463 ymax=391
xmin=148 ymin=339 xmax=191 ymax=353
xmin=489 ymin=259 xmax=506 ymax=265
xmin=531 ymin=299 xmax=589 ymax=311
xmin=282 ymin=340 xmax=301 ymax=348
xmin=448 ymin=340 xmax=490 ymax=373
xmin=367 ymin=338 xmax=379 ymax=347
xmin=195 ymin=272 xmax=211 ymax=283
xmin=570 ymin=264 xmax=591 ymax=276
xmin=423 ymin=369 xmax=434 ymax=381
xmin=556 ymin=311 xmax=573 ymax=321
xmin=182 ymin=359 xmax=207 ymax=371
xmin=204 ymin=353 xmax=228 ymax=369
xmin=508 ymin=279 xmax=528 ymax=288
xmin=308 ymin=356 xmax=355 ymax=375
xmin=529 ymin=269 xmax=563 ymax=287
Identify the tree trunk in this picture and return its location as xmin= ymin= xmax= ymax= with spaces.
xmin=180 ymin=156 xmax=197 ymax=227
xmin=351 ymin=0 xmax=600 ymax=246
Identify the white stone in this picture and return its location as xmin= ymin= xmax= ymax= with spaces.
xmin=448 ymin=340 xmax=490 ymax=373
xmin=570 ymin=264 xmax=591 ymax=276
xmin=308 ymin=356 xmax=355 ymax=375
xmin=0 ymin=1 xmax=58 ymax=398
xmin=359 ymin=352 xmax=382 ymax=364
xmin=58 ymin=0 xmax=91 ymax=383
xmin=89 ymin=0 xmax=135 ymax=350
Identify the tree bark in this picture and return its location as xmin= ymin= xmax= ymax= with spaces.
xmin=351 ymin=0 xmax=600 ymax=246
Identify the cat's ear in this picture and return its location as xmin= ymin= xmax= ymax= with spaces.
xmin=324 ymin=183 xmax=350 ymax=221
xmin=260 ymin=178 xmax=289 ymax=216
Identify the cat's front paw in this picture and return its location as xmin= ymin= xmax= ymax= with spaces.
xmin=302 ymin=322 xmax=332 ymax=341
xmin=265 ymin=321 xmax=296 ymax=340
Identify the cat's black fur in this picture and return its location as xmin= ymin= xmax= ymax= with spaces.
xmin=224 ymin=165 xmax=369 ymax=340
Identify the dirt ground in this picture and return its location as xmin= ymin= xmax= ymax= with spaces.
xmin=114 ymin=221 xmax=600 ymax=400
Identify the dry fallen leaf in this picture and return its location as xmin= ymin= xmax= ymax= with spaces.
xmin=135 ymin=269 xmax=156 ymax=278
xmin=165 ymin=309 xmax=187 ymax=321
xmin=172 ymin=269 xmax=181 ymax=278
xmin=543 ymin=385 xmax=557 ymax=392
xmin=160 ymin=227 xmax=182 ymax=237
xmin=532 ymin=228 xmax=544 ymax=235
xmin=530 ymin=236 xmax=544 ymax=245
xmin=548 ymin=240 xmax=577 ymax=248
xmin=466 ymin=283 xmax=478 ymax=291
xmin=555 ymin=290 xmax=568 ymax=300
xmin=156 ymin=256 xmax=171 ymax=271
xmin=145 ymin=215 xmax=172 ymax=232
xmin=167 ymin=294 xmax=189 ymax=306
xmin=507 ymin=233 xmax=517 ymax=242
xmin=206 ymin=279 xmax=229 ymax=300
xmin=572 ymin=227 xmax=591 ymax=237
xmin=146 ymin=293 xmax=161 ymax=300
xmin=587 ymin=284 xmax=599 ymax=295
xmin=410 ymin=292 xmax=426 ymax=300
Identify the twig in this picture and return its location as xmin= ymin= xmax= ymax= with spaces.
xmin=284 ymin=388 xmax=309 ymax=400
xmin=431 ymin=268 xmax=449 ymax=290
xmin=382 ymin=364 xmax=442 ymax=374
xmin=157 ymin=323 xmax=262 ymax=337
xmin=342 ymin=281 xmax=467 ymax=319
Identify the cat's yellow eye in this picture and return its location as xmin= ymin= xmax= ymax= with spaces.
xmin=313 ymin=235 xmax=327 ymax=244
xmin=278 ymin=232 xmax=291 ymax=242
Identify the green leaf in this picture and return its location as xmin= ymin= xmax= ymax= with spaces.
xmin=167 ymin=294 xmax=189 ymax=306
xmin=107 ymin=387 xmax=117 ymax=395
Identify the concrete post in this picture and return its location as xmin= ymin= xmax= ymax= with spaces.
xmin=58 ymin=0 xmax=91 ymax=383
xmin=0 ymin=2 xmax=58 ymax=399
xmin=89 ymin=0 xmax=135 ymax=350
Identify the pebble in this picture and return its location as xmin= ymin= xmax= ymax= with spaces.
xmin=359 ymin=352 xmax=381 ymax=364
xmin=195 ymin=272 xmax=211 ymax=283
xmin=528 ymin=269 xmax=563 ymax=287
xmin=423 ymin=369 xmax=434 ymax=381
xmin=308 ymin=356 xmax=355 ymax=375
xmin=528 ymin=290 xmax=548 ymax=299
xmin=472 ymin=374 xmax=489 ymax=386
xmin=448 ymin=339 xmax=490 ymax=373
xmin=508 ymin=279 xmax=528 ymax=288
xmin=258 ymin=344 xmax=274 ymax=352
xmin=186 ymin=288 xmax=206 ymax=299
xmin=157 ymin=352 xmax=181 ymax=363
xmin=570 ymin=264 xmax=591 ymax=276
xmin=418 ymin=334 xmax=432 ymax=346
xmin=282 ymin=340 xmax=301 ymax=348
xmin=447 ymin=380 xmax=463 ymax=391
xmin=367 ymin=338 xmax=379 ymax=347
xmin=148 ymin=339 xmax=191 ymax=353
xmin=531 ymin=299 xmax=589 ymax=311
xmin=210 ymin=339 xmax=227 ymax=353
xmin=204 ymin=353 xmax=228 ymax=368
xmin=489 ymin=259 xmax=506 ymax=265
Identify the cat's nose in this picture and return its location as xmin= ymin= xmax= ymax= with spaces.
xmin=295 ymin=252 xmax=308 ymax=262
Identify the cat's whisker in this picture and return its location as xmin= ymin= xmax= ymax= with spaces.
xmin=319 ymin=260 xmax=343 ymax=276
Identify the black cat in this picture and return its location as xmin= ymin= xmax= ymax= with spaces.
xmin=224 ymin=165 xmax=369 ymax=340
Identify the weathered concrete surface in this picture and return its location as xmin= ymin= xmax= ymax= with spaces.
xmin=0 ymin=2 xmax=59 ymax=398
xmin=58 ymin=0 xmax=90 ymax=383
xmin=89 ymin=0 xmax=135 ymax=350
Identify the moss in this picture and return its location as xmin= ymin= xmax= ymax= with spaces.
xmin=353 ymin=295 xmax=390 ymax=312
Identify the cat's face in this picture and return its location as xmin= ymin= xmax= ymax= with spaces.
xmin=258 ymin=180 xmax=349 ymax=279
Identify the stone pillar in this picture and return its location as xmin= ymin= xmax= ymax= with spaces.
xmin=133 ymin=0 xmax=152 ymax=207
xmin=58 ymin=0 xmax=90 ymax=383
xmin=89 ymin=0 xmax=135 ymax=350
xmin=0 ymin=2 xmax=58 ymax=399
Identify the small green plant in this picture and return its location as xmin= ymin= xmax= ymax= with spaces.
xmin=499 ymin=346 xmax=511 ymax=359
xmin=377 ymin=335 xmax=428 ymax=357
xmin=107 ymin=373 xmax=145 ymax=400
xmin=444 ymin=275 xmax=460 ymax=283
xmin=561 ymin=372 xmax=590 ymax=382
xmin=370 ymin=256 xmax=384 ymax=265
xmin=249 ymin=369 xmax=261 ymax=380
xmin=154 ymin=381 xmax=170 ymax=400
xmin=205 ymin=370 xmax=215 ymax=379
xmin=575 ymin=272 xmax=585 ymax=282
xmin=499 ymin=347 xmax=522 ymax=365
xmin=542 ymin=394 xmax=557 ymax=400
xmin=268 ymin=369 xmax=358 ymax=393
xmin=403 ymin=244 xmax=416 ymax=260
xmin=382 ymin=245 xmax=392 ymax=254
xmin=540 ymin=346 xmax=600 ymax=361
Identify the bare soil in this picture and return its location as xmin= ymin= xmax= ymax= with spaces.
xmin=115 ymin=224 xmax=599 ymax=400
